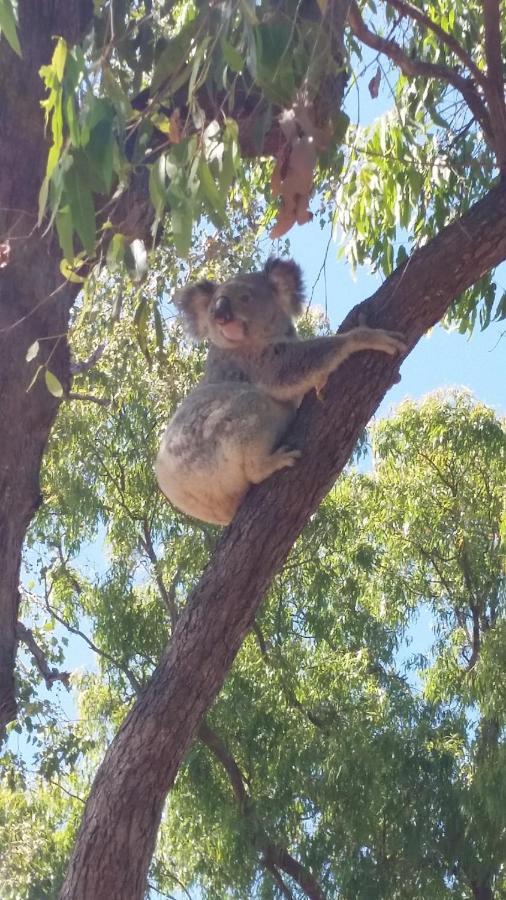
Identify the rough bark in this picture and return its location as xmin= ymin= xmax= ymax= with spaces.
xmin=60 ymin=179 xmax=506 ymax=899
xmin=0 ymin=0 xmax=92 ymax=732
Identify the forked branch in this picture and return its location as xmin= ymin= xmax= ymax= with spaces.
xmin=199 ymin=722 xmax=325 ymax=900
xmin=347 ymin=1 xmax=493 ymax=142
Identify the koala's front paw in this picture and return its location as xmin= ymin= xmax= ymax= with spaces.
xmin=351 ymin=326 xmax=407 ymax=356
xmin=275 ymin=446 xmax=302 ymax=468
xmin=375 ymin=329 xmax=407 ymax=356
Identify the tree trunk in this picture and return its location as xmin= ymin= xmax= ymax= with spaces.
xmin=0 ymin=0 xmax=92 ymax=731
xmin=60 ymin=180 xmax=506 ymax=898
xmin=471 ymin=881 xmax=493 ymax=900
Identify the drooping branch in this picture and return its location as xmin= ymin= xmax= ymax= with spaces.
xmin=41 ymin=594 xmax=143 ymax=696
xmin=384 ymin=0 xmax=487 ymax=88
xmin=198 ymin=722 xmax=250 ymax=812
xmin=60 ymin=179 xmax=506 ymax=900
xmin=16 ymin=621 xmax=70 ymax=689
xmin=347 ymin=1 xmax=493 ymax=142
xmin=198 ymin=722 xmax=325 ymax=900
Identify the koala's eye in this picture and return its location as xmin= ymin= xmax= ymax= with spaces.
xmin=239 ymin=293 xmax=251 ymax=304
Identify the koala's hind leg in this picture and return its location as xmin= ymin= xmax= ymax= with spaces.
xmin=245 ymin=445 xmax=302 ymax=484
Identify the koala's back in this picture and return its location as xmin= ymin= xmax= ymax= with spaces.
xmin=156 ymin=383 xmax=296 ymax=525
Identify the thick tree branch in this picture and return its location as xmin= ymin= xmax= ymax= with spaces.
xmin=262 ymin=860 xmax=295 ymax=900
xmin=347 ymin=1 xmax=493 ymax=142
xmin=60 ymin=179 xmax=506 ymax=900
xmin=16 ymin=621 xmax=70 ymax=689
xmin=198 ymin=721 xmax=249 ymax=812
xmin=0 ymin=0 xmax=96 ymax=733
xmin=198 ymin=722 xmax=325 ymax=900
xmin=483 ymin=0 xmax=505 ymax=98
xmin=262 ymin=845 xmax=325 ymax=900
xmin=482 ymin=0 xmax=506 ymax=171
xmin=384 ymin=0 xmax=487 ymax=88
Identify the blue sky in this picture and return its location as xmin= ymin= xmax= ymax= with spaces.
xmin=287 ymin=219 xmax=505 ymax=417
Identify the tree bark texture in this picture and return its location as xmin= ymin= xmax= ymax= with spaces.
xmin=0 ymin=1 xmax=92 ymax=731
xmin=60 ymin=179 xmax=506 ymax=899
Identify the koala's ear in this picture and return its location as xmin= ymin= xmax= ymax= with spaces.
xmin=173 ymin=280 xmax=215 ymax=339
xmin=264 ymin=257 xmax=305 ymax=318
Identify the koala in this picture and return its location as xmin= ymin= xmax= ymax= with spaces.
xmin=155 ymin=258 xmax=406 ymax=525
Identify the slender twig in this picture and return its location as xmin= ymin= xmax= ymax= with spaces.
xmin=141 ymin=521 xmax=180 ymax=630
xmin=47 ymin=779 xmax=85 ymax=804
xmin=67 ymin=392 xmax=110 ymax=406
xmin=40 ymin=594 xmax=143 ymax=696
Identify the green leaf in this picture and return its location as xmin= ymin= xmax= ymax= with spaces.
xmin=86 ymin=117 xmax=114 ymax=192
xmin=0 ymin=0 xmax=21 ymax=56
xmin=197 ymin=159 xmax=227 ymax=228
xmin=60 ymin=258 xmax=86 ymax=283
xmin=45 ymin=370 xmax=64 ymax=398
xmin=102 ymin=67 xmax=133 ymax=121
xmin=188 ymin=36 xmax=211 ymax=102
xmin=149 ymin=156 xmax=167 ymax=217
xmin=65 ymin=163 xmax=96 ymax=255
xmin=38 ymin=175 xmax=50 ymax=226
xmin=492 ymin=290 xmax=506 ymax=322
xmin=55 ymin=205 xmax=74 ymax=261
xmin=153 ymin=303 xmax=164 ymax=360
xmin=53 ymin=37 xmax=67 ymax=82
xmin=134 ymin=297 xmax=150 ymax=363
xmin=254 ymin=23 xmax=295 ymax=104
xmin=26 ymin=341 xmax=40 ymax=362
xmin=64 ymin=94 xmax=80 ymax=146
xmin=222 ymin=40 xmax=244 ymax=74
xmin=171 ymin=204 xmax=193 ymax=258
xmin=150 ymin=22 xmax=196 ymax=94
xmin=106 ymin=233 xmax=126 ymax=271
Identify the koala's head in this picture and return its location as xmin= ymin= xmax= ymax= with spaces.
xmin=174 ymin=258 xmax=305 ymax=349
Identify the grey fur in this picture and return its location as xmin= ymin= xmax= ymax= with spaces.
xmin=156 ymin=258 xmax=406 ymax=525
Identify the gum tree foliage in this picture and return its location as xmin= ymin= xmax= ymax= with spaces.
xmin=1 ymin=0 xmax=506 ymax=896
xmin=2 ymin=337 xmax=505 ymax=899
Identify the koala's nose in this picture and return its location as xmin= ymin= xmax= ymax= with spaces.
xmin=213 ymin=295 xmax=233 ymax=324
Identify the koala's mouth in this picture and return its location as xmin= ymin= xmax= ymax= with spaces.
xmin=218 ymin=320 xmax=246 ymax=342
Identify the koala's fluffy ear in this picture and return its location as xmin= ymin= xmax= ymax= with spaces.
xmin=173 ymin=280 xmax=215 ymax=339
xmin=264 ymin=257 xmax=305 ymax=318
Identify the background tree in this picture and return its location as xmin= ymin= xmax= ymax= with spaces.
xmin=0 ymin=0 xmax=505 ymax=896
xmin=3 ymin=340 xmax=504 ymax=898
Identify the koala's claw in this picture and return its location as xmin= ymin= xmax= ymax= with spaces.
xmin=275 ymin=446 xmax=302 ymax=467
